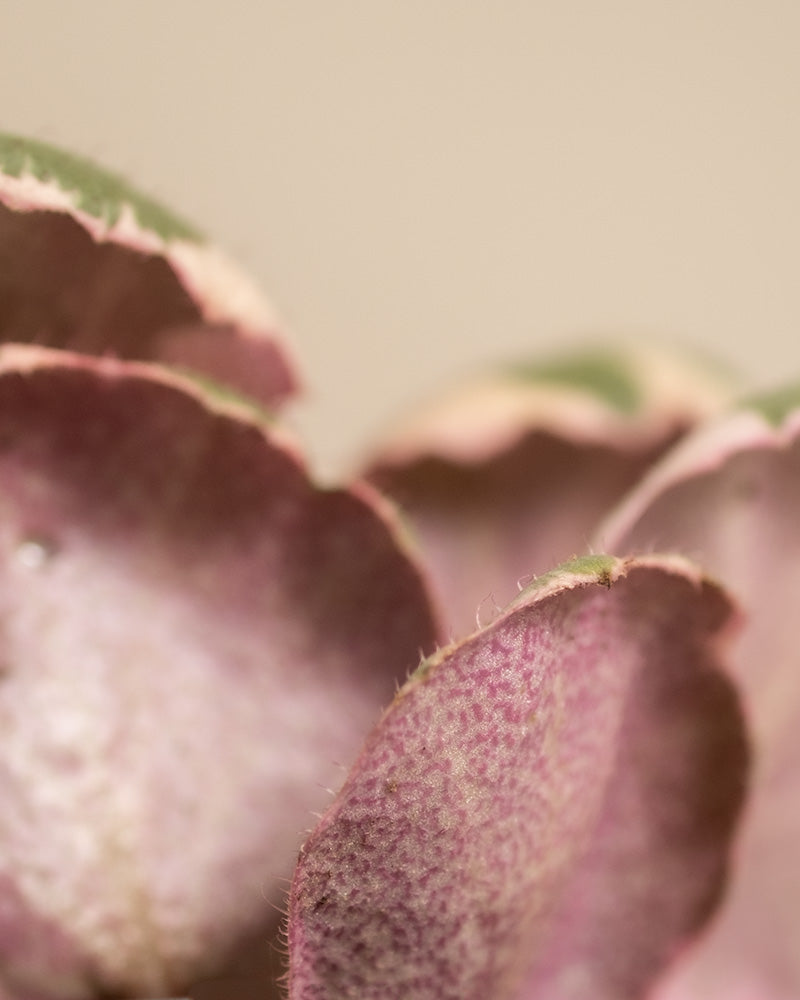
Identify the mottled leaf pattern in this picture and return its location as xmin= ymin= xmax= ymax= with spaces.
xmin=289 ymin=556 xmax=747 ymax=1000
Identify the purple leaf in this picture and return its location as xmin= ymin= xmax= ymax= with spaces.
xmin=0 ymin=133 xmax=298 ymax=408
xmin=365 ymin=345 xmax=733 ymax=638
xmin=288 ymin=555 xmax=748 ymax=1000
xmin=0 ymin=347 xmax=438 ymax=999
xmin=598 ymin=390 xmax=800 ymax=999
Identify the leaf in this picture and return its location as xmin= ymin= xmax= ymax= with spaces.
xmin=0 ymin=347 xmax=438 ymax=998
xmin=288 ymin=555 xmax=748 ymax=1000
xmin=365 ymin=343 xmax=734 ymax=638
xmin=598 ymin=389 xmax=800 ymax=999
xmin=598 ymin=387 xmax=800 ymax=1000
xmin=0 ymin=133 xmax=297 ymax=408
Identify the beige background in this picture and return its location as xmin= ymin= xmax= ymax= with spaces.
xmin=1 ymin=2 xmax=798 ymax=474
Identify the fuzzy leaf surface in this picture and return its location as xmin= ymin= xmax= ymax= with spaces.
xmin=0 ymin=348 xmax=438 ymax=999
xmin=289 ymin=555 xmax=747 ymax=1000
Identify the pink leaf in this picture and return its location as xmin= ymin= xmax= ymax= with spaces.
xmin=598 ymin=389 xmax=800 ymax=999
xmin=0 ymin=347 xmax=438 ymax=998
xmin=365 ymin=345 xmax=733 ymax=638
xmin=288 ymin=555 xmax=748 ymax=1000
xmin=0 ymin=133 xmax=298 ymax=409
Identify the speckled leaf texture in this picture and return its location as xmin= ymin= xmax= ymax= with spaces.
xmin=0 ymin=347 xmax=438 ymax=999
xmin=288 ymin=555 xmax=748 ymax=1000
xmin=0 ymin=133 xmax=297 ymax=408
xmin=598 ymin=389 xmax=800 ymax=1000
xmin=365 ymin=345 xmax=733 ymax=638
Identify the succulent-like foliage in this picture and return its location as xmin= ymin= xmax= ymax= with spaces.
xmin=0 ymin=135 xmax=785 ymax=1000
xmin=0 ymin=133 xmax=297 ymax=408
xmin=289 ymin=556 xmax=747 ymax=1000
xmin=0 ymin=349 xmax=437 ymax=998
xmin=364 ymin=344 xmax=734 ymax=638
xmin=598 ymin=389 xmax=800 ymax=999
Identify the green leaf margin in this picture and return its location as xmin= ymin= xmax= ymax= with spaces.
xmin=505 ymin=350 xmax=641 ymax=415
xmin=740 ymin=383 xmax=800 ymax=427
xmin=409 ymin=553 xmax=618 ymax=684
xmin=0 ymin=132 xmax=201 ymax=243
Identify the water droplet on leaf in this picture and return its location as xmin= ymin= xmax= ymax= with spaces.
xmin=16 ymin=536 xmax=58 ymax=570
